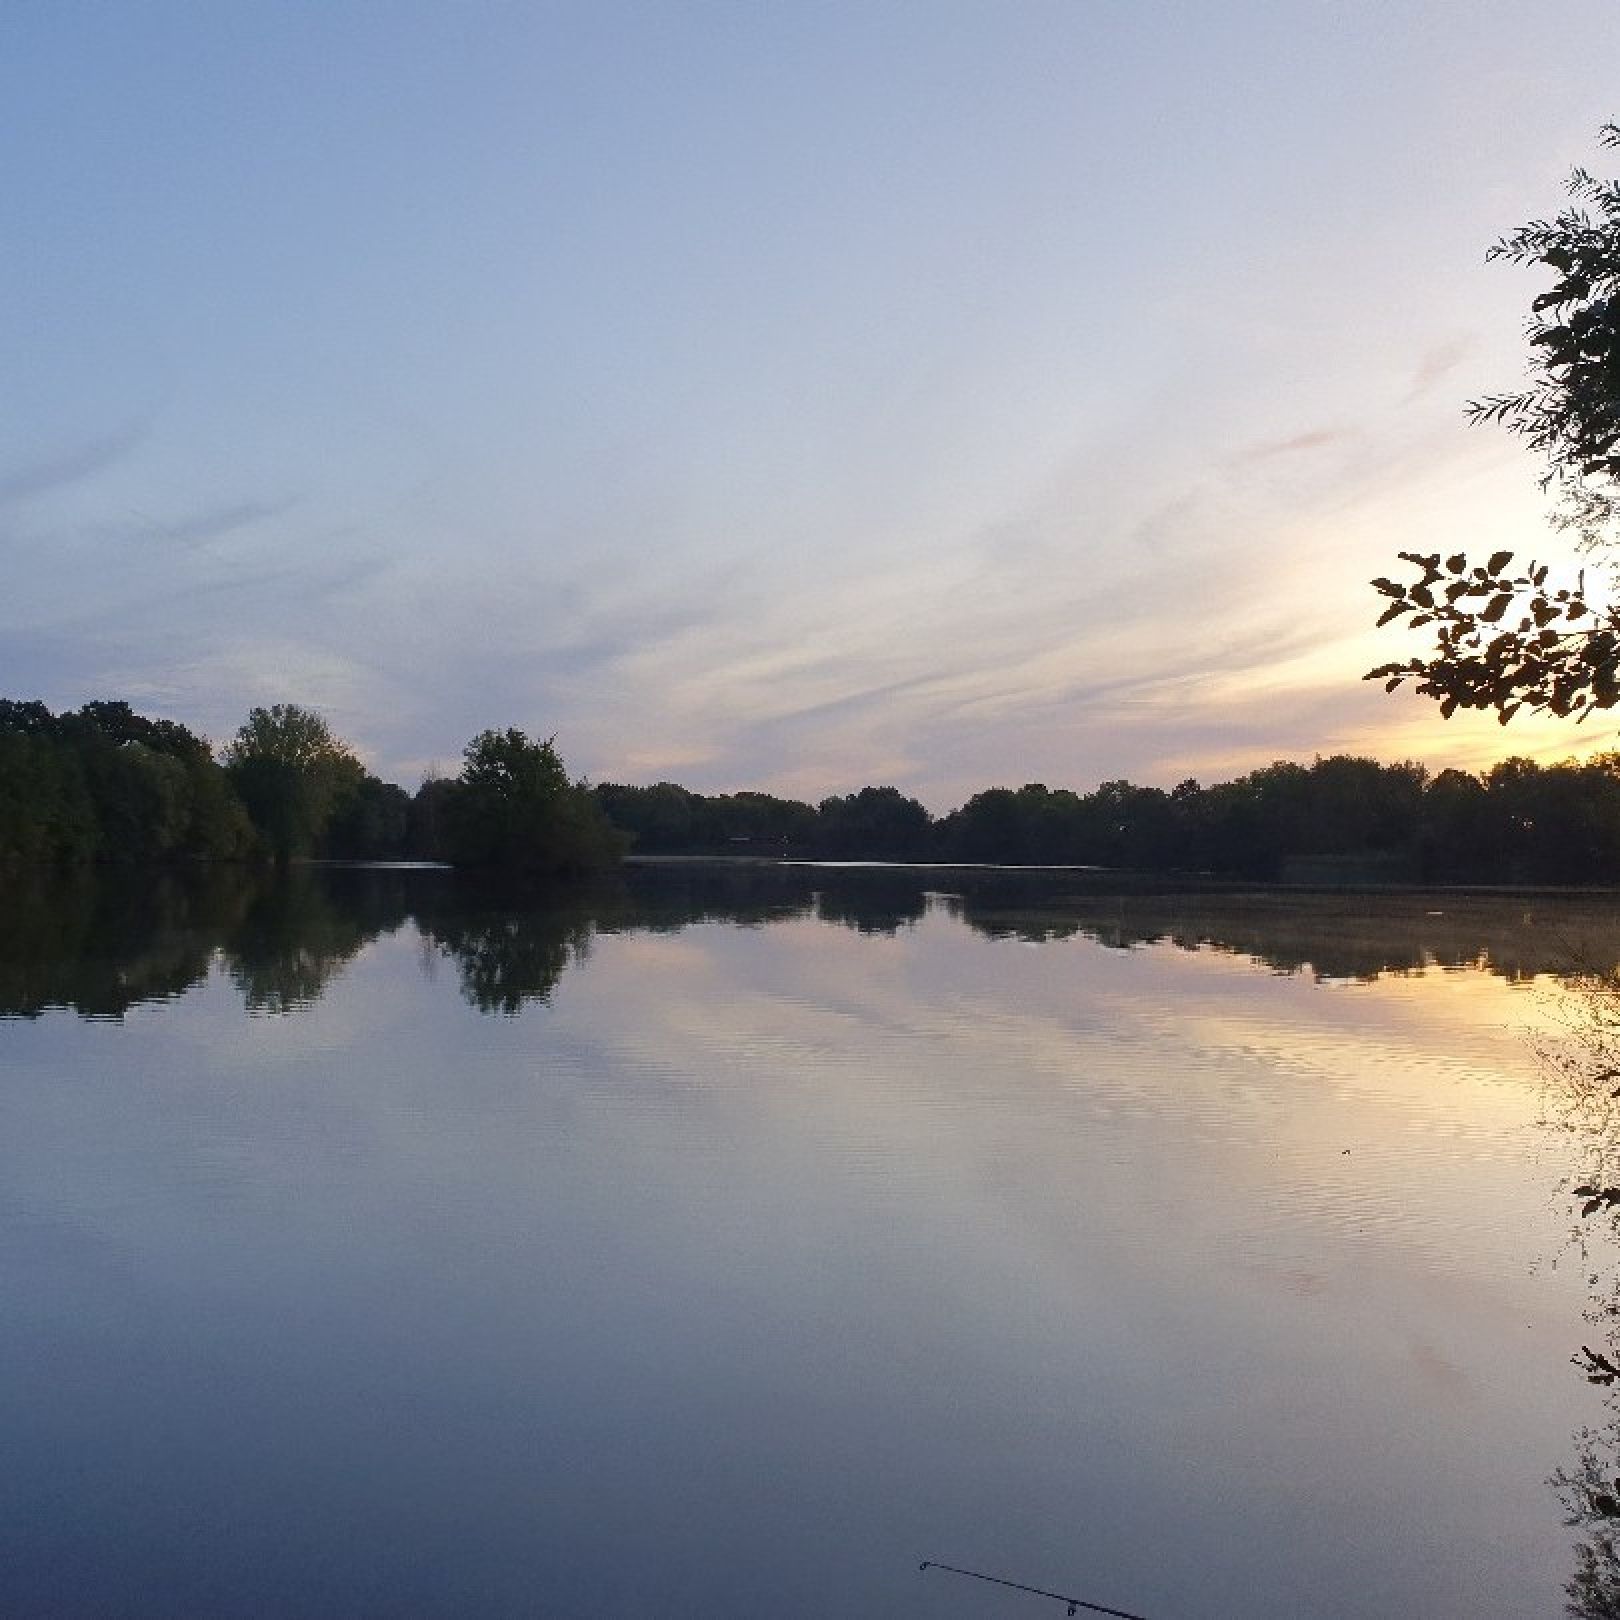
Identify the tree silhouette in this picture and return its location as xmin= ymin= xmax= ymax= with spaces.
xmin=1372 ymin=123 xmax=1620 ymax=722
xmin=444 ymin=729 xmax=624 ymax=874
xmin=223 ymin=704 xmax=364 ymax=862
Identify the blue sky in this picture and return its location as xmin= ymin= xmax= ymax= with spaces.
xmin=5 ymin=2 xmax=1620 ymax=805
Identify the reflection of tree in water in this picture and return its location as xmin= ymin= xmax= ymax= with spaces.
xmin=953 ymin=888 xmax=1620 ymax=983
xmin=1555 ymin=1427 xmax=1620 ymax=1619
xmin=0 ymin=863 xmax=601 ymax=1020
xmin=412 ymin=869 xmax=928 ymax=1010
xmin=225 ymin=867 xmax=413 ymax=1014
xmin=15 ymin=860 xmax=1620 ymax=1028
xmin=415 ymin=890 xmax=596 ymax=1014
xmin=0 ymin=864 xmax=429 ymax=1020
xmin=1539 ymin=970 xmax=1620 ymax=1617
xmin=0 ymin=868 xmax=252 ymax=1018
xmin=812 ymin=872 xmax=927 ymax=935
xmin=616 ymin=862 xmax=814 ymax=931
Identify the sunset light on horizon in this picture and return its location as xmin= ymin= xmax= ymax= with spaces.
xmin=6 ymin=2 xmax=1620 ymax=803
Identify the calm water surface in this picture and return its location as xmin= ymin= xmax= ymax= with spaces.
xmin=4 ymin=864 xmax=1620 ymax=1618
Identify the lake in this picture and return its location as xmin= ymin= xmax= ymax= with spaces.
xmin=3 ymin=862 xmax=1619 ymax=1618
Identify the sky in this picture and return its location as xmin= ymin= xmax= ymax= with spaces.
xmin=4 ymin=1 xmax=1620 ymax=808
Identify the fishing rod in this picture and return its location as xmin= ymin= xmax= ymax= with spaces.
xmin=918 ymin=1559 xmax=1154 ymax=1619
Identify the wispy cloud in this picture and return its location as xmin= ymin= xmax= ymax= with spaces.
xmin=0 ymin=426 xmax=145 ymax=507
xmin=1234 ymin=427 xmax=1351 ymax=461
xmin=128 ymin=498 xmax=294 ymax=550
xmin=1403 ymin=336 xmax=1475 ymax=404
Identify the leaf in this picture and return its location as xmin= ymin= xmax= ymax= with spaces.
xmin=1480 ymin=594 xmax=1513 ymax=623
xmin=1487 ymin=550 xmax=1513 ymax=574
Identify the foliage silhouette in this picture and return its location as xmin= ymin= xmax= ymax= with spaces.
xmin=0 ymin=699 xmax=253 ymax=867
xmin=20 ymin=694 xmax=1620 ymax=886
xmin=600 ymin=753 xmax=1620 ymax=885
xmin=224 ymin=703 xmax=366 ymax=862
xmin=440 ymin=729 xmax=625 ymax=875
xmin=1372 ymin=123 xmax=1620 ymax=724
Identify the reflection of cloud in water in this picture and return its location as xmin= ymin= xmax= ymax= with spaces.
xmin=1407 ymin=1338 xmax=1474 ymax=1401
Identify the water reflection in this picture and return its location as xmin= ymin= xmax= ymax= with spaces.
xmin=1536 ymin=969 xmax=1620 ymax=1615
xmin=5 ymin=864 xmax=1620 ymax=1023
xmin=418 ymin=889 xmax=596 ymax=1014
xmin=228 ymin=867 xmax=413 ymax=1014
xmin=1555 ymin=1427 xmax=1620 ymax=1618
xmin=949 ymin=888 xmax=1613 ymax=983
xmin=0 ymin=867 xmax=246 ymax=1018
xmin=0 ymin=860 xmax=1602 ymax=1617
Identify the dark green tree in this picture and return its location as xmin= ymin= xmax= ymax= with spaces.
xmin=223 ymin=703 xmax=364 ymax=861
xmin=408 ymin=773 xmax=459 ymax=860
xmin=444 ymin=729 xmax=624 ymax=874
xmin=84 ymin=742 xmax=191 ymax=863
xmin=1418 ymin=767 xmax=1494 ymax=881
xmin=815 ymin=786 xmax=931 ymax=859
xmin=708 ymin=789 xmax=818 ymax=850
xmin=0 ymin=729 xmax=95 ymax=865
xmin=939 ymin=786 xmax=1032 ymax=862
xmin=325 ymin=776 xmax=411 ymax=860
xmin=593 ymin=781 xmax=708 ymax=852
xmin=1077 ymin=779 xmax=1175 ymax=868
xmin=0 ymin=698 xmax=251 ymax=866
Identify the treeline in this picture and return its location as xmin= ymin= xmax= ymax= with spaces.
xmin=13 ymin=694 xmax=1620 ymax=886
xmin=0 ymin=700 xmax=621 ymax=876
xmin=594 ymin=755 xmax=1620 ymax=886
xmin=0 ymin=699 xmax=256 ymax=865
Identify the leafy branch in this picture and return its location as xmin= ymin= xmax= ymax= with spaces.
xmin=1367 ymin=549 xmax=1620 ymax=720
xmin=1373 ymin=124 xmax=1620 ymax=723
xmin=1467 ymin=123 xmax=1620 ymax=489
